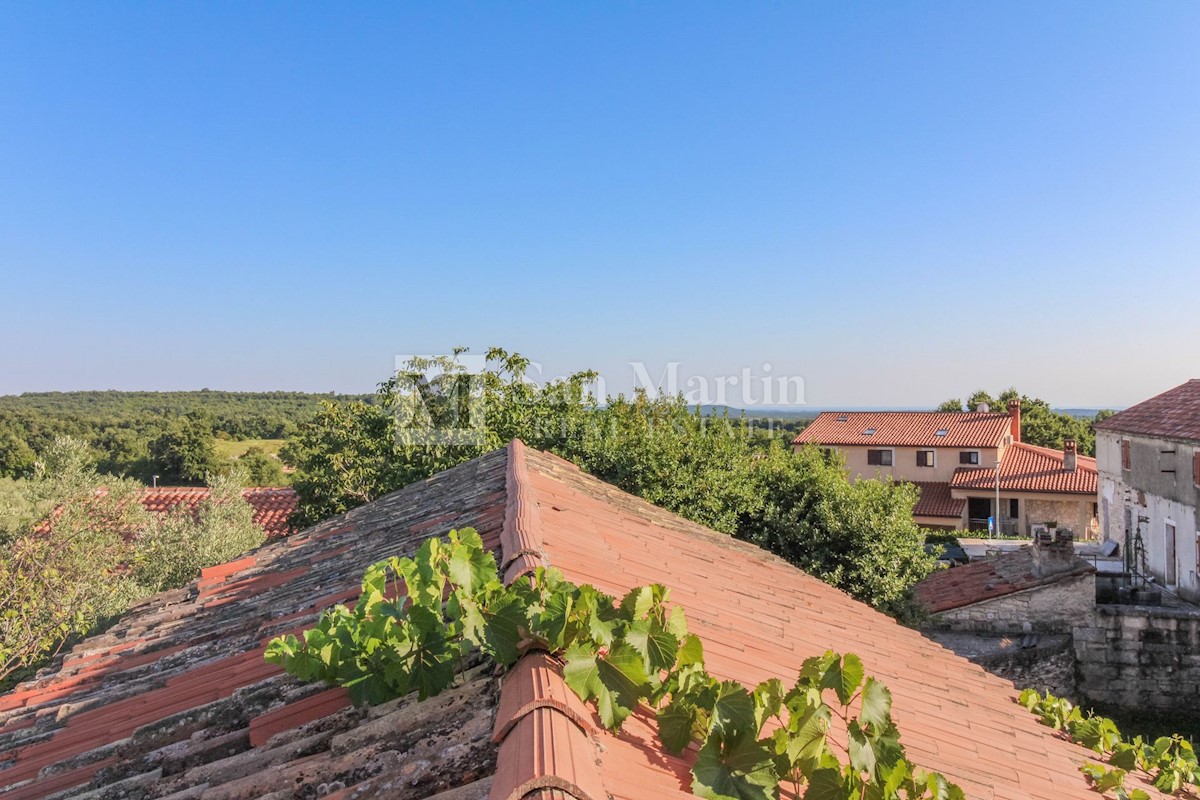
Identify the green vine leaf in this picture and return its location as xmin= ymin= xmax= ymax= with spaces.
xmin=693 ymin=732 xmax=777 ymax=800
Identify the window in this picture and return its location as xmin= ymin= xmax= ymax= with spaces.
xmin=863 ymin=428 xmax=876 ymax=436
xmin=1009 ymin=499 xmax=1019 ymax=519
xmin=867 ymin=449 xmax=893 ymax=466
xmin=916 ymin=450 xmax=935 ymax=467
xmin=959 ymin=451 xmax=980 ymax=465
xmin=935 ymin=429 xmax=949 ymax=437
xmin=836 ymin=415 xmax=848 ymax=422
xmin=1122 ymin=440 xmax=1131 ymax=471
xmin=1193 ymin=451 xmax=1200 ymax=487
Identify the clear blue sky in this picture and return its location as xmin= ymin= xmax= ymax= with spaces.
xmin=2 ymin=2 xmax=1197 ymax=408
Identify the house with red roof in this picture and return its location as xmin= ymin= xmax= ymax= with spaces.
xmin=793 ymin=401 xmax=1099 ymax=536
xmin=35 ymin=486 xmax=298 ymax=538
xmin=0 ymin=441 xmax=1150 ymax=799
xmin=1095 ymin=379 xmax=1200 ymax=601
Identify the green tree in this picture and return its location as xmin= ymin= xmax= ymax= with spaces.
xmin=937 ymin=388 xmax=1106 ymax=456
xmin=285 ymin=349 xmax=937 ymax=614
xmin=150 ymin=414 xmax=219 ymax=483
xmin=0 ymin=438 xmax=147 ymax=684
xmin=935 ymin=399 xmax=964 ymax=412
xmin=0 ymin=427 xmax=36 ymax=478
xmin=133 ymin=468 xmax=264 ymax=593
xmin=286 ymin=348 xmax=598 ymax=526
xmin=237 ymin=446 xmax=286 ymax=486
xmin=739 ymin=445 xmax=936 ymax=613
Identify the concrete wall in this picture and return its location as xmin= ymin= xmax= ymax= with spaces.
xmin=1097 ymin=430 xmax=1200 ymax=600
xmin=931 ymin=573 xmax=1095 ymax=634
xmin=1075 ymin=605 xmax=1200 ymax=711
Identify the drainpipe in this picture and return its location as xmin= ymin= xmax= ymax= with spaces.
xmin=994 ymin=458 xmax=1001 ymax=539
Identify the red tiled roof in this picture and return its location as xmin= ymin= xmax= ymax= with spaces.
xmin=951 ymin=442 xmax=1097 ymax=495
xmin=34 ymin=486 xmax=298 ymax=538
xmin=1094 ymin=379 xmax=1200 ymax=442
xmin=910 ymin=481 xmax=966 ymax=518
xmin=141 ymin=486 xmax=298 ymax=537
xmin=0 ymin=441 xmax=1150 ymax=800
xmin=793 ymin=411 xmax=1012 ymax=448
xmin=915 ymin=548 xmax=1096 ymax=613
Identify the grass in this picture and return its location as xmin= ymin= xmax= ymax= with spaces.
xmin=213 ymin=438 xmax=287 ymax=460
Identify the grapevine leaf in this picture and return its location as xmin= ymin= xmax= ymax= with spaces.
xmin=626 ymin=617 xmax=679 ymax=674
xmin=658 ymin=696 xmax=699 ymax=754
xmin=447 ymin=529 xmax=495 ymax=593
xmin=692 ymin=732 xmax=776 ymax=800
xmin=859 ymin=677 xmax=892 ymax=731
xmin=480 ymin=592 xmax=524 ymax=666
xmin=799 ymin=767 xmax=847 ymax=800
xmin=848 ymin=721 xmax=876 ymax=776
xmin=753 ymin=678 xmax=784 ymax=730
xmin=710 ymin=681 xmax=756 ymax=740
xmin=826 ymin=653 xmax=864 ymax=706
xmin=620 ymin=585 xmax=655 ymax=621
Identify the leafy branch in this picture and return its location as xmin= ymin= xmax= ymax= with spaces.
xmin=1020 ymin=689 xmax=1198 ymax=798
xmin=266 ymin=528 xmax=963 ymax=800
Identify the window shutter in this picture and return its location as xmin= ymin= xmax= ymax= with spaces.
xmin=1193 ymin=451 xmax=1200 ymax=486
xmin=1122 ymin=441 xmax=1131 ymax=470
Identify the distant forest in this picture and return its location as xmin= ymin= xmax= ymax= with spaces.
xmin=0 ymin=391 xmax=370 ymax=484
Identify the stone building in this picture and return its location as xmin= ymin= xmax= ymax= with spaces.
xmin=915 ymin=528 xmax=1096 ymax=634
xmin=1095 ymin=379 xmax=1200 ymax=601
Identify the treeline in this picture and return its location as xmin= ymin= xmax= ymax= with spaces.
xmin=285 ymin=349 xmax=937 ymax=618
xmin=936 ymin=389 xmax=1112 ymax=457
xmin=0 ymin=390 xmax=369 ymax=483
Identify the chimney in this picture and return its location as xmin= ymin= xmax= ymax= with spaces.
xmin=1032 ymin=527 xmax=1076 ymax=578
xmin=1063 ymin=438 xmax=1078 ymax=472
xmin=1008 ymin=399 xmax=1021 ymax=443
xmin=978 ymin=402 xmax=990 ymax=413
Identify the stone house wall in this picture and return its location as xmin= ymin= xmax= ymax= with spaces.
xmin=1074 ymin=605 xmax=1200 ymax=711
xmin=931 ymin=573 xmax=1095 ymax=635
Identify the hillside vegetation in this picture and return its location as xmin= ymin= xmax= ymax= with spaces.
xmin=0 ymin=390 xmax=368 ymax=485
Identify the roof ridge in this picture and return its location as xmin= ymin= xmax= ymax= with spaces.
xmin=500 ymin=439 xmax=549 ymax=584
xmin=490 ymin=442 xmax=609 ymax=800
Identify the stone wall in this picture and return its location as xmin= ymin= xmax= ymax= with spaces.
xmin=1075 ymin=604 xmax=1200 ymax=711
xmin=931 ymin=573 xmax=1095 ymax=635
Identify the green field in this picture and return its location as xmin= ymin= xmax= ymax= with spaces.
xmin=213 ymin=438 xmax=287 ymax=460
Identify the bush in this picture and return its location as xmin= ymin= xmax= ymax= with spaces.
xmin=133 ymin=469 xmax=265 ymax=593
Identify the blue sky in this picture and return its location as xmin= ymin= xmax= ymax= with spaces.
xmin=1 ymin=3 xmax=1197 ymax=407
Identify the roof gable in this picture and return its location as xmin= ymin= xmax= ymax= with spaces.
xmin=1095 ymin=379 xmax=1200 ymax=442
xmin=915 ymin=548 xmax=1096 ymax=613
xmin=794 ymin=411 xmax=1012 ymax=448
xmin=951 ymin=442 xmax=1097 ymax=495
xmin=1 ymin=442 xmax=1135 ymax=800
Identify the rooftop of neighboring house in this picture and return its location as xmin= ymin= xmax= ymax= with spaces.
xmin=0 ymin=441 xmax=1138 ymax=800
xmin=35 ymin=486 xmax=298 ymax=538
xmin=1095 ymin=378 xmax=1200 ymax=443
xmin=950 ymin=442 xmax=1097 ymax=496
xmin=915 ymin=545 xmax=1096 ymax=614
xmin=910 ymin=480 xmax=966 ymax=518
xmin=793 ymin=409 xmax=1015 ymax=449
xmin=141 ymin=486 xmax=298 ymax=537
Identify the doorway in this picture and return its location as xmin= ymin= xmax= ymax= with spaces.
xmin=1166 ymin=522 xmax=1177 ymax=586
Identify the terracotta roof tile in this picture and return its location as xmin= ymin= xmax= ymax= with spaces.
xmin=794 ymin=411 xmax=1013 ymax=448
xmin=914 ymin=548 xmax=1096 ymax=613
xmin=910 ymin=481 xmax=966 ymax=518
xmin=0 ymin=441 xmax=1157 ymax=800
xmin=1094 ymin=379 xmax=1200 ymax=442
xmin=141 ymin=486 xmax=298 ymax=537
xmin=951 ymin=442 xmax=1097 ymax=495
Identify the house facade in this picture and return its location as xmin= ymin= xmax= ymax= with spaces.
xmin=1095 ymin=379 xmax=1200 ymax=601
xmin=794 ymin=401 xmax=1098 ymax=535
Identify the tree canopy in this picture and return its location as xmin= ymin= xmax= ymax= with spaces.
xmin=284 ymin=348 xmax=935 ymax=615
xmin=935 ymin=387 xmax=1110 ymax=456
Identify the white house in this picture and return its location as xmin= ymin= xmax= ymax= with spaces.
xmin=1095 ymin=379 xmax=1200 ymax=601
